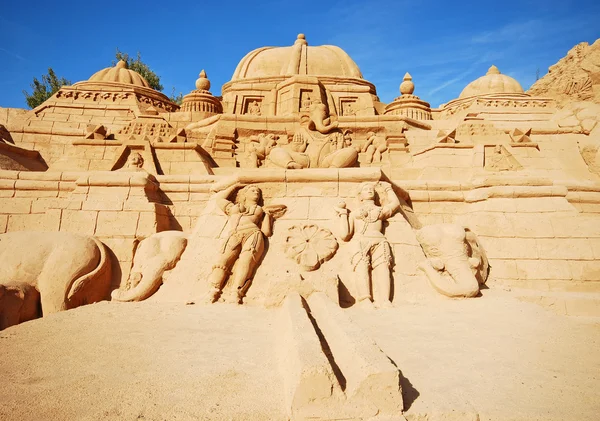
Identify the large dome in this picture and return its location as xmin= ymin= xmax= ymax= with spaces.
xmin=87 ymin=60 xmax=151 ymax=88
xmin=231 ymin=34 xmax=363 ymax=80
xmin=459 ymin=65 xmax=524 ymax=99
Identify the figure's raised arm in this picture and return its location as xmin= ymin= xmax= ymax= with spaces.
xmin=211 ymin=182 xmax=241 ymax=213
xmin=333 ymin=200 xmax=353 ymax=241
xmin=377 ymin=182 xmax=401 ymax=220
xmin=261 ymin=204 xmax=287 ymax=237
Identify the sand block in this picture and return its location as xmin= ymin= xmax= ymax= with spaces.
xmin=307 ymin=292 xmax=404 ymax=416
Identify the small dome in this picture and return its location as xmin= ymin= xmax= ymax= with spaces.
xmin=231 ymin=34 xmax=363 ymax=80
xmin=88 ymin=60 xmax=151 ymax=88
xmin=459 ymin=65 xmax=524 ymax=99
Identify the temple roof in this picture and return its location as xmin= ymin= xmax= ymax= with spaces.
xmin=231 ymin=34 xmax=363 ymax=80
xmin=87 ymin=60 xmax=151 ymax=88
xmin=459 ymin=65 xmax=524 ymax=99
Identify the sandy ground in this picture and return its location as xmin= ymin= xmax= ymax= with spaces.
xmin=351 ymin=289 xmax=600 ymax=421
xmin=0 ymin=303 xmax=286 ymax=421
xmin=0 ymin=290 xmax=599 ymax=421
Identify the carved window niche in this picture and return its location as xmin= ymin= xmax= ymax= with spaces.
xmin=242 ymin=97 xmax=263 ymax=116
xmin=299 ymin=89 xmax=316 ymax=112
xmin=340 ymin=98 xmax=358 ymax=116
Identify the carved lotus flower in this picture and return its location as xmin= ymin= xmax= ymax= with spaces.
xmin=284 ymin=224 xmax=338 ymax=271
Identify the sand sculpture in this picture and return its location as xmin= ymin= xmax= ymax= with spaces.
xmin=1 ymin=34 xmax=600 ymax=420
xmin=0 ymin=232 xmax=111 ymax=329
xmin=416 ymin=224 xmax=489 ymax=298
xmin=334 ymin=181 xmax=400 ymax=308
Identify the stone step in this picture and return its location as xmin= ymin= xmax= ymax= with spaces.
xmin=306 ymin=292 xmax=404 ymax=417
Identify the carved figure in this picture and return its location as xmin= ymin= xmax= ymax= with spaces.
xmin=246 ymin=133 xmax=277 ymax=168
xmin=111 ymin=231 xmax=188 ymax=302
xmin=415 ymin=224 xmax=489 ymax=298
xmin=362 ymin=131 xmax=388 ymax=163
xmin=333 ymin=182 xmax=400 ymax=308
xmin=343 ymin=101 xmax=356 ymax=116
xmin=0 ymin=232 xmax=111 ymax=329
xmin=120 ymin=152 xmax=145 ymax=171
xmin=248 ymin=100 xmax=261 ymax=116
xmin=206 ymin=183 xmax=286 ymax=303
xmin=268 ymin=102 xmax=358 ymax=169
xmin=486 ymin=145 xmax=521 ymax=171
xmin=0 ymin=283 xmax=40 ymax=330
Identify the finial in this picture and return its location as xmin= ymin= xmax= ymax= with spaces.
xmin=116 ymin=60 xmax=127 ymax=69
xmin=487 ymin=65 xmax=500 ymax=75
xmin=295 ymin=33 xmax=308 ymax=46
xmin=195 ymin=69 xmax=211 ymax=91
xmin=400 ymin=72 xmax=415 ymax=95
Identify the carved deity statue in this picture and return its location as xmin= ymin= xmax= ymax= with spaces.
xmin=362 ymin=131 xmax=388 ymax=163
xmin=120 ymin=152 xmax=145 ymax=171
xmin=268 ymin=102 xmax=359 ymax=169
xmin=248 ymin=100 xmax=261 ymax=116
xmin=246 ymin=133 xmax=278 ymax=168
xmin=206 ymin=183 xmax=286 ymax=303
xmin=333 ymin=181 xmax=400 ymax=308
xmin=486 ymin=145 xmax=519 ymax=171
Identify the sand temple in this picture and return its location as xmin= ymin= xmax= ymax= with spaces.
xmin=1 ymin=35 xmax=599 ymax=421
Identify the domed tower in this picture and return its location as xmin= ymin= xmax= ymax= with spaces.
xmin=459 ymin=65 xmax=524 ymax=98
xmin=179 ymin=70 xmax=223 ymax=116
xmin=52 ymin=60 xmax=179 ymax=115
xmin=384 ymin=73 xmax=432 ymax=120
xmin=221 ymin=34 xmax=381 ymax=117
xmin=440 ymin=65 xmax=555 ymax=118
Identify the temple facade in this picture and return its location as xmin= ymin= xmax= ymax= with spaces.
xmin=1 ymin=33 xmax=600 ymax=420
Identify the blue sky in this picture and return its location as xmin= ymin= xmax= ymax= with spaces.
xmin=1 ymin=0 xmax=599 ymax=109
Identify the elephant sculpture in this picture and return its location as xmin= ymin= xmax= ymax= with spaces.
xmin=111 ymin=231 xmax=188 ymax=302
xmin=0 ymin=231 xmax=112 ymax=330
xmin=0 ymin=283 xmax=40 ymax=330
xmin=415 ymin=224 xmax=489 ymax=298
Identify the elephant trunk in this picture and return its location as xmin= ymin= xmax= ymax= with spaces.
xmin=443 ymin=258 xmax=480 ymax=298
xmin=309 ymin=104 xmax=338 ymax=134
xmin=111 ymin=262 xmax=165 ymax=302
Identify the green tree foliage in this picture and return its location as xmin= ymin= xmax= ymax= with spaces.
xmin=114 ymin=49 xmax=164 ymax=92
xmin=169 ymin=87 xmax=184 ymax=105
xmin=22 ymin=68 xmax=71 ymax=109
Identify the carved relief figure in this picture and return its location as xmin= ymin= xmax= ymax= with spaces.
xmin=0 ymin=232 xmax=112 ymax=329
xmin=362 ymin=131 xmax=388 ymax=163
xmin=247 ymin=100 xmax=262 ymax=116
xmin=415 ymin=224 xmax=488 ymax=298
xmin=111 ymin=231 xmax=188 ymax=302
xmin=333 ymin=182 xmax=400 ymax=308
xmin=206 ymin=183 xmax=286 ymax=303
xmin=342 ymin=101 xmax=356 ymax=116
xmin=301 ymin=92 xmax=313 ymax=111
xmin=485 ymin=145 xmax=522 ymax=171
xmin=268 ymin=102 xmax=359 ymax=169
xmin=121 ymin=152 xmax=145 ymax=171
xmin=246 ymin=133 xmax=277 ymax=168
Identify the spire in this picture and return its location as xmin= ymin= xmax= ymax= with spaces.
xmin=195 ymin=69 xmax=211 ymax=92
xmin=487 ymin=65 xmax=501 ymax=75
xmin=400 ymin=72 xmax=415 ymax=95
xmin=286 ymin=33 xmax=307 ymax=76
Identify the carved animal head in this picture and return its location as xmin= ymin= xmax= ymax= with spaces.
xmin=416 ymin=224 xmax=488 ymax=286
xmin=308 ymin=102 xmax=338 ymax=134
